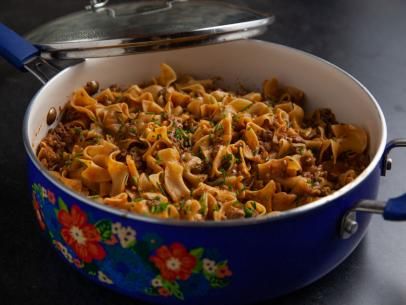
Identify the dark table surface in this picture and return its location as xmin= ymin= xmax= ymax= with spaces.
xmin=1 ymin=0 xmax=406 ymax=304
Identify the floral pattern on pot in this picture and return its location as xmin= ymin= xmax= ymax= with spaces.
xmin=31 ymin=183 xmax=233 ymax=300
xmin=146 ymin=247 xmax=232 ymax=300
xmin=58 ymin=204 xmax=107 ymax=263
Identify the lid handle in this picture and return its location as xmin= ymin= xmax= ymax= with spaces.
xmin=85 ymin=0 xmax=109 ymax=11
xmin=85 ymin=0 xmax=187 ymax=17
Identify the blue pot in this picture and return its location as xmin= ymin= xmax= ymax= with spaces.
xmin=1 ymin=21 xmax=405 ymax=305
xmin=27 ymin=159 xmax=382 ymax=305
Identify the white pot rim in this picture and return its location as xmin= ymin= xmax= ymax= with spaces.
xmin=23 ymin=40 xmax=388 ymax=227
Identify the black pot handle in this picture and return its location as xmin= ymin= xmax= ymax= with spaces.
xmin=341 ymin=138 xmax=406 ymax=239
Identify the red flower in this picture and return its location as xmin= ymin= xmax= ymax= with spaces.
xmin=57 ymin=205 xmax=106 ymax=263
xmin=150 ymin=243 xmax=196 ymax=281
xmin=158 ymin=287 xmax=171 ymax=297
xmin=47 ymin=190 xmax=56 ymax=204
xmin=33 ymin=195 xmax=46 ymax=231
xmin=216 ymin=265 xmax=232 ymax=278
xmin=104 ymin=234 xmax=118 ymax=245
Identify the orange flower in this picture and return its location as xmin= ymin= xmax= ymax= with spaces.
xmin=216 ymin=265 xmax=232 ymax=278
xmin=33 ymin=195 xmax=46 ymax=230
xmin=58 ymin=205 xmax=106 ymax=263
xmin=47 ymin=190 xmax=56 ymax=204
xmin=150 ymin=243 xmax=196 ymax=281
xmin=158 ymin=287 xmax=171 ymax=297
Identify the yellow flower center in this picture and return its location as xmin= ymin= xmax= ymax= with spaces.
xmin=70 ymin=226 xmax=87 ymax=245
xmin=166 ymin=257 xmax=181 ymax=271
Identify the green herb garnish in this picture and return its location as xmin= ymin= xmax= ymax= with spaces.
xmin=155 ymin=155 xmax=163 ymax=165
xmin=73 ymin=127 xmax=85 ymax=141
xmin=199 ymin=193 xmax=207 ymax=215
xmin=221 ymin=153 xmax=233 ymax=170
xmin=174 ymin=127 xmax=191 ymax=146
xmin=233 ymin=200 xmax=242 ymax=207
xmin=241 ymin=103 xmax=253 ymax=112
xmin=218 ymin=168 xmax=227 ymax=186
xmin=89 ymin=136 xmax=102 ymax=144
xmin=151 ymin=202 xmax=169 ymax=214
xmin=129 ymin=127 xmax=137 ymax=135
xmin=214 ymin=122 xmax=224 ymax=134
xmin=157 ymin=183 xmax=167 ymax=196
xmin=174 ymin=127 xmax=188 ymax=140
xmin=244 ymin=206 xmax=254 ymax=218
xmin=73 ymin=127 xmax=82 ymax=135
xmin=153 ymin=118 xmax=161 ymax=126
xmin=131 ymin=176 xmax=138 ymax=186
xmin=308 ymin=178 xmax=317 ymax=187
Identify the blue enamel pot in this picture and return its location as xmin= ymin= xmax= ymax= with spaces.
xmin=1 ymin=23 xmax=406 ymax=305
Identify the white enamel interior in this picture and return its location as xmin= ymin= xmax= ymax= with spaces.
xmin=24 ymin=40 xmax=387 ymax=225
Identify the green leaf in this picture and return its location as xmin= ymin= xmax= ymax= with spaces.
xmin=162 ymin=278 xmax=180 ymax=292
xmin=83 ymin=262 xmax=98 ymax=276
xmin=190 ymin=247 xmax=204 ymax=260
xmin=32 ymin=183 xmax=41 ymax=194
xmin=203 ymin=271 xmax=214 ymax=281
xmin=162 ymin=280 xmax=184 ymax=300
xmin=209 ymin=276 xmax=229 ymax=288
xmin=54 ymin=208 xmax=59 ymax=218
xmin=126 ymin=239 xmax=136 ymax=248
xmin=216 ymin=260 xmax=228 ymax=268
xmin=58 ymin=198 xmax=69 ymax=212
xmin=95 ymin=220 xmax=112 ymax=241
xmin=192 ymin=260 xmax=203 ymax=273
xmin=172 ymin=289 xmax=184 ymax=300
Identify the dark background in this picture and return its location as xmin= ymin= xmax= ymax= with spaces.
xmin=1 ymin=0 xmax=406 ymax=304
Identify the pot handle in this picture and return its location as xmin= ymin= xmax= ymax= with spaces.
xmin=0 ymin=23 xmax=39 ymax=70
xmin=341 ymin=138 xmax=406 ymax=239
xmin=0 ymin=22 xmax=61 ymax=84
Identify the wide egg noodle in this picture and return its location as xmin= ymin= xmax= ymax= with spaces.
xmin=37 ymin=64 xmax=370 ymax=221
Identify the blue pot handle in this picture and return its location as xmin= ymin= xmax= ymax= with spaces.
xmin=340 ymin=139 xmax=406 ymax=238
xmin=341 ymin=193 xmax=406 ymax=239
xmin=383 ymin=193 xmax=406 ymax=220
xmin=0 ymin=22 xmax=39 ymax=70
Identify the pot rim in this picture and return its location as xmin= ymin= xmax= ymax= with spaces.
xmin=22 ymin=40 xmax=387 ymax=228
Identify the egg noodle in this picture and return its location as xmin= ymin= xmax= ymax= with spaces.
xmin=37 ymin=64 xmax=369 ymax=221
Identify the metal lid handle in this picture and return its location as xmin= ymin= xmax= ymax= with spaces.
xmin=85 ymin=0 xmax=109 ymax=11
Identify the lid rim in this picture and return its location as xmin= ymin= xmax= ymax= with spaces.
xmin=37 ymin=17 xmax=273 ymax=50
xmin=27 ymin=0 xmax=274 ymax=59
xmin=40 ymin=26 xmax=269 ymax=60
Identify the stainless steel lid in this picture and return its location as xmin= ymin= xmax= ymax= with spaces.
xmin=26 ymin=0 xmax=273 ymax=59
